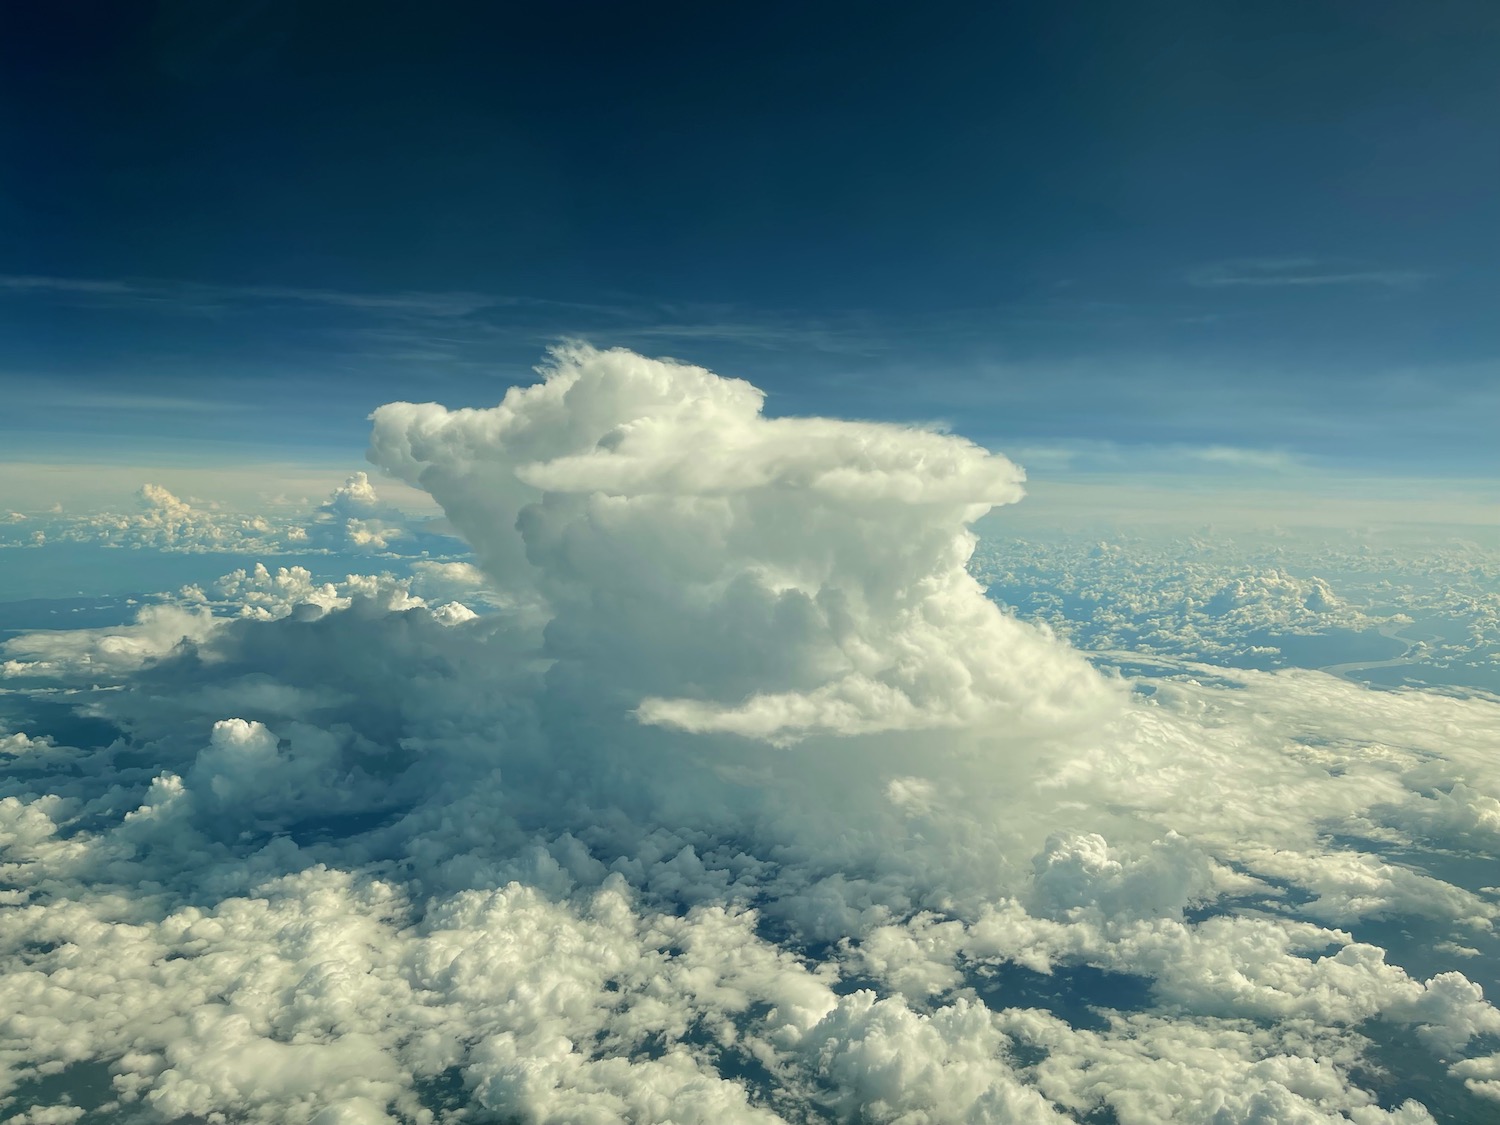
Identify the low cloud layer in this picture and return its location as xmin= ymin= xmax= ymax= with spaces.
xmin=3 ymin=346 xmax=1498 ymax=1123
xmin=0 ymin=473 xmax=457 ymax=560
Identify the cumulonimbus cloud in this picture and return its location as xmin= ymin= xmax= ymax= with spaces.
xmin=369 ymin=343 xmax=1118 ymax=743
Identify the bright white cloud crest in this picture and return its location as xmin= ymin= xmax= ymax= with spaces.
xmin=2 ymin=346 xmax=1499 ymax=1124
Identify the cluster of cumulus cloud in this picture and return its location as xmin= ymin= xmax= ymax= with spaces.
xmin=3 ymin=345 xmax=1500 ymax=1124
xmin=0 ymin=471 xmax=446 ymax=557
xmin=970 ymin=539 xmax=1395 ymax=669
xmin=972 ymin=529 xmax=1500 ymax=680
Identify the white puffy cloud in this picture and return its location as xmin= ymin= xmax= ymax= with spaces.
xmin=1 ymin=603 xmax=217 ymax=678
xmin=1005 ymin=1008 xmax=1439 ymax=1125
xmin=0 ymin=473 xmax=463 ymax=562
xmin=65 ymin=483 xmax=285 ymax=553
xmin=299 ymin=472 xmax=427 ymax=554
xmin=1451 ymin=1051 xmax=1500 ymax=1103
xmin=370 ymin=343 xmax=1117 ymax=744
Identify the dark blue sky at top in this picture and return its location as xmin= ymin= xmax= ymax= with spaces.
xmin=2 ymin=1 xmax=1498 ymax=472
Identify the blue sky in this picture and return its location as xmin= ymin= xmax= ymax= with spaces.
xmin=4 ymin=1 xmax=1498 ymax=480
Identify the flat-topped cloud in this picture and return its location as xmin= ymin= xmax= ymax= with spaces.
xmin=370 ymin=343 xmax=1115 ymax=744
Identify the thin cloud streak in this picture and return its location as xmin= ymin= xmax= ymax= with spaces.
xmin=0 ymin=274 xmax=886 ymax=358
xmin=0 ymin=274 xmax=571 ymax=319
xmin=1187 ymin=258 xmax=1429 ymax=290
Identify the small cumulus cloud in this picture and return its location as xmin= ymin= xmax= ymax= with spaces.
xmin=0 ymin=472 xmax=461 ymax=560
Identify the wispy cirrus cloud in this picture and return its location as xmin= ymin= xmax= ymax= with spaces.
xmin=1185 ymin=444 xmax=1302 ymax=471
xmin=0 ymin=274 xmax=549 ymax=318
xmin=0 ymin=274 xmax=884 ymax=356
xmin=1186 ymin=258 xmax=1429 ymax=290
xmin=1000 ymin=439 xmax=1304 ymax=477
xmin=1 ymin=378 xmax=259 ymax=414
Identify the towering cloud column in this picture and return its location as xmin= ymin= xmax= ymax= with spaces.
xmin=370 ymin=345 xmax=1116 ymax=744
